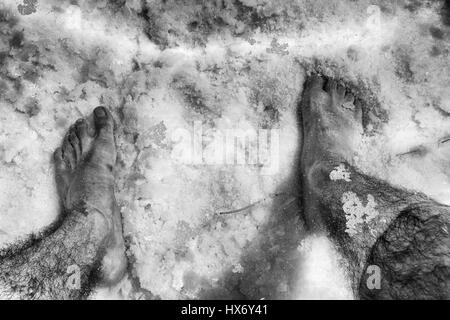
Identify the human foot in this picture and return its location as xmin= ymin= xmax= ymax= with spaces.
xmin=54 ymin=106 xmax=127 ymax=285
xmin=300 ymin=75 xmax=363 ymax=170
xmin=300 ymin=75 xmax=364 ymax=230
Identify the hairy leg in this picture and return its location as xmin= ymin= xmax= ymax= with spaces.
xmin=360 ymin=203 xmax=450 ymax=299
xmin=0 ymin=107 xmax=127 ymax=299
xmin=300 ymin=75 xmax=450 ymax=299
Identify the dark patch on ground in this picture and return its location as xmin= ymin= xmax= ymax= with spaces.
xmin=103 ymin=0 xmax=127 ymax=13
xmin=430 ymin=45 xmax=442 ymax=56
xmin=137 ymin=1 xmax=169 ymax=49
xmin=172 ymin=78 xmax=221 ymax=119
xmin=9 ymin=31 xmax=24 ymax=49
xmin=403 ymin=0 xmax=439 ymax=13
xmin=248 ymin=62 xmax=295 ymax=129
xmin=197 ymin=78 xmax=305 ymax=300
xmin=404 ymin=0 xmax=424 ymax=12
xmin=0 ymin=9 xmax=53 ymax=104
xmin=0 ymin=9 xmax=18 ymax=27
xmin=347 ymin=47 xmax=359 ymax=62
xmin=79 ymin=59 xmax=114 ymax=88
xmin=233 ymin=0 xmax=284 ymax=33
xmin=131 ymin=59 xmax=140 ymax=72
xmin=393 ymin=48 xmax=414 ymax=83
xmin=135 ymin=0 xmax=290 ymax=48
xmin=18 ymin=43 xmax=39 ymax=62
xmin=0 ymin=51 xmax=8 ymax=66
xmin=23 ymin=97 xmax=41 ymax=117
xmin=0 ymin=79 xmax=8 ymax=96
xmin=430 ymin=26 xmax=445 ymax=39
xmin=441 ymin=0 xmax=450 ymax=26
xmin=186 ymin=7 xmax=228 ymax=36
xmin=22 ymin=66 xmax=39 ymax=82
xmin=199 ymin=174 xmax=303 ymax=300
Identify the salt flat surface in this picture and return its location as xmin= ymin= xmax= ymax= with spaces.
xmin=0 ymin=0 xmax=449 ymax=299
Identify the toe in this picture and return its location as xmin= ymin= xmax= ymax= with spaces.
xmin=323 ymin=77 xmax=346 ymax=105
xmin=54 ymin=147 xmax=66 ymax=172
xmin=325 ymin=78 xmax=338 ymax=93
xmin=305 ymin=74 xmax=325 ymax=92
xmin=301 ymin=74 xmax=331 ymax=119
xmin=336 ymin=83 xmax=346 ymax=100
xmin=75 ymin=118 xmax=88 ymax=139
xmin=94 ymin=106 xmax=114 ymax=135
xmin=68 ymin=130 xmax=81 ymax=162
xmin=54 ymin=147 xmax=69 ymax=204
xmin=75 ymin=118 xmax=89 ymax=153
xmin=88 ymin=106 xmax=117 ymax=169
xmin=62 ymin=137 xmax=76 ymax=170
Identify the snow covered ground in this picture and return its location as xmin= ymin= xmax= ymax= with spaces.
xmin=0 ymin=0 xmax=449 ymax=299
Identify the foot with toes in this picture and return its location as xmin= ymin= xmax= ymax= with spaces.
xmin=300 ymin=74 xmax=364 ymax=231
xmin=54 ymin=106 xmax=127 ymax=285
xmin=300 ymin=74 xmax=363 ymax=170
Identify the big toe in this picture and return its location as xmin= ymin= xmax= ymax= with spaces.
xmin=94 ymin=106 xmax=114 ymax=135
xmin=301 ymin=74 xmax=330 ymax=117
xmin=90 ymin=106 xmax=116 ymax=169
xmin=306 ymin=74 xmax=325 ymax=92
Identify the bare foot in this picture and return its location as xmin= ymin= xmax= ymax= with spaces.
xmin=300 ymin=75 xmax=363 ymax=230
xmin=301 ymin=75 xmax=363 ymax=169
xmin=54 ymin=106 xmax=127 ymax=285
xmin=299 ymin=75 xmax=450 ymax=299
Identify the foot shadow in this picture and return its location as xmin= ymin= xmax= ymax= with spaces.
xmin=198 ymin=103 xmax=307 ymax=300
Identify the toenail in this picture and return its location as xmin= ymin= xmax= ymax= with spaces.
xmin=94 ymin=106 xmax=107 ymax=117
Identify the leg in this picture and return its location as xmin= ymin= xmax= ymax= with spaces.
xmin=300 ymin=75 xmax=450 ymax=298
xmin=360 ymin=203 xmax=450 ymax=299
xmin=0 ymin=107 xmax=127 ymax=299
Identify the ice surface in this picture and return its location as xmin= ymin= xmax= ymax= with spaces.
xmin=0 ymin=0 xmax=449 ymax=299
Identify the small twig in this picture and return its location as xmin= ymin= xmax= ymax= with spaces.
xmin=219 ymin=201 xmax=264 ymax=215
xmin=218 ymin=192 xmax=288 ymax=215
xmin=396 ymin=146 xmax=427 ymax=157
xmin=439 ymin=136 xmax=450 ymax=147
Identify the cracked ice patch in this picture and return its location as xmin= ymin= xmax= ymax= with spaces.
xmin=330 ymin=164 xmax=351 ymax=182
xmin=341 ymin=191 xmax=379 ymax=236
